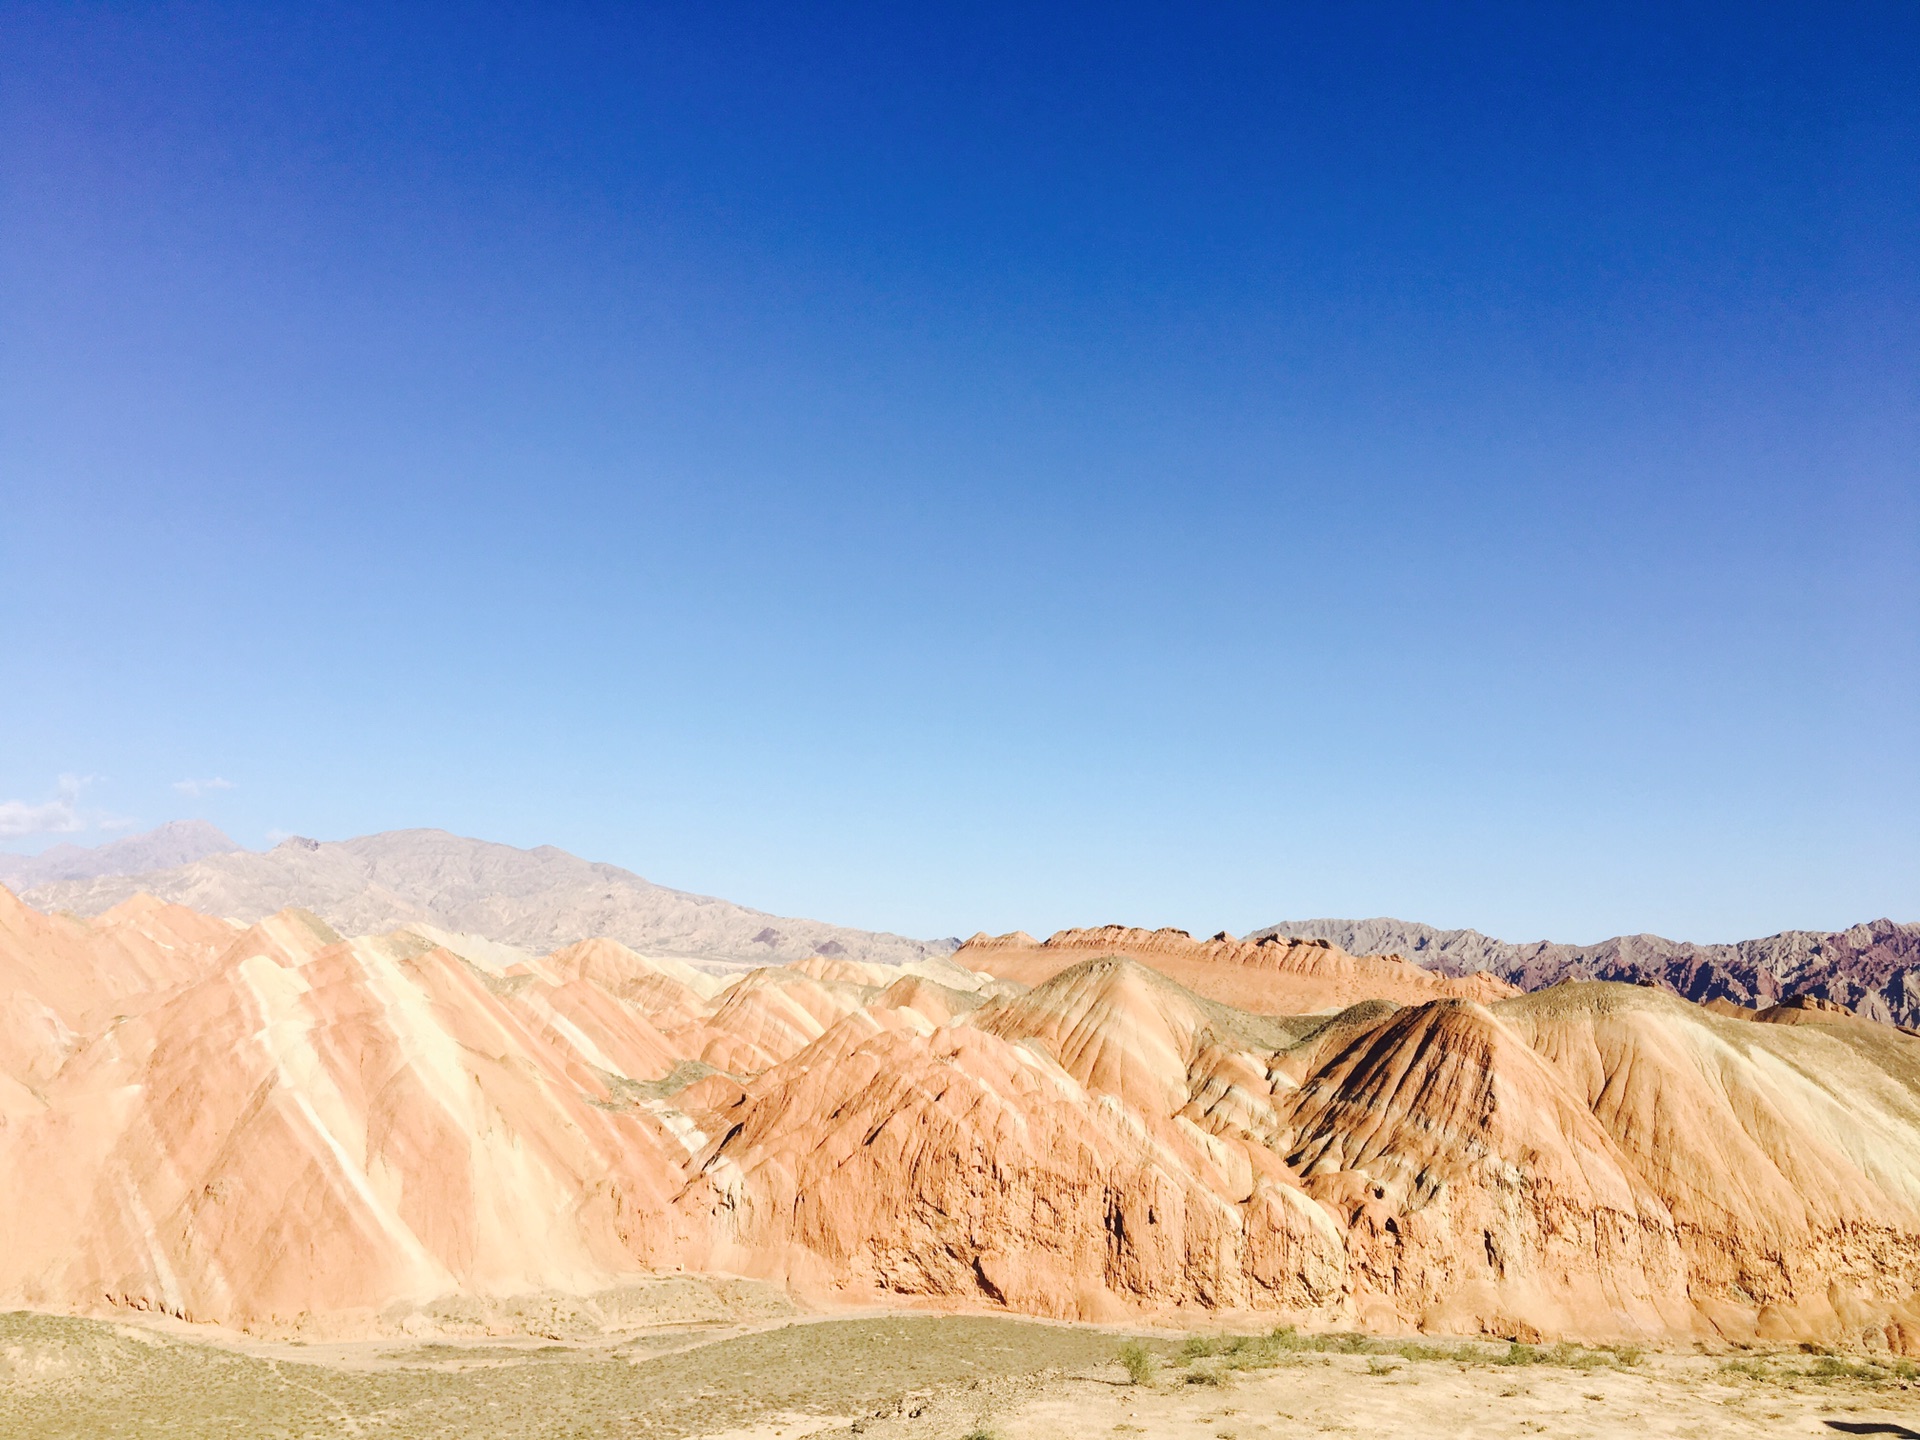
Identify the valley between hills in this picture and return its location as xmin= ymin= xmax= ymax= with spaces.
xmin=2 ymin=828 xmax=1919 ymax=1437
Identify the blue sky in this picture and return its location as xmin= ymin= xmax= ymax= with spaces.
xmin=2 ymin=2 xmax=1915 ymax=944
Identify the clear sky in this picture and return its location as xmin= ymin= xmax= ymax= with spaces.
xmin=2 ymin=3 xmax=1915 ymax=945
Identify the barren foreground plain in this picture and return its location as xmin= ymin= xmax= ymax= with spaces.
xmin=4 ymin=1309 xmax=1917 ymax=1440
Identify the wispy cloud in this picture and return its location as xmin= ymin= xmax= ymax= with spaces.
xmin=172 ymin=777 xmax=236 ymax=798
xmin=0 ymin=775 xmax=90 ymax=838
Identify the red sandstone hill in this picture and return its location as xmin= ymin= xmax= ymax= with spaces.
xmin=2 ymin=886 xmax=1917 ymax=1353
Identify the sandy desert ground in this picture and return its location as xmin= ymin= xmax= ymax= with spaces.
xmin=4 ymin=1309 xmax=1916 ymax=1440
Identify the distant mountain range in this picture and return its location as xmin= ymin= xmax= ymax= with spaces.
xmin=8 ymin=825 xmax=1913 ymax=1021
xmin=1253 ymin=916 xmax=1920 ymax=1028
xmin=11 ymin=826 xmax=955 ymax=970
xmin=0 ymin=819 xmax=237 ymax=891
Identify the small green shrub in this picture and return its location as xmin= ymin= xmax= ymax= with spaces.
xmin=1393 ymin=1341 xmax=1490 ymax=1364
xmin=1810 ymin=1356 xmax=1874 ymax=1382
xmin=1172 ymin=1327 xmax=1653 ymax=1375
xmin=1117 ymin=1341 xmax=1154 ymax=1386
xmin=1542 ymin=1342 xmax=1611 ymax=1370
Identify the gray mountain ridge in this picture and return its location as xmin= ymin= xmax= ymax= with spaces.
xmin=1253 ymin=916 xmax=1920 ymax=1028
xmin=16 ymin=826 xmax=956 ymax=971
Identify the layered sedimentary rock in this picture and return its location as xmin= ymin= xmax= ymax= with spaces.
xmin=956 ymin=925 xmax=1517 ymax=1011
xmin=0 ymin=899 xmax=702 ymax=1323
xmin=2 ymin=887 xmax=1918 ymax=1353
xmin=1255 ymin=916 xmax=1920 ymax=1028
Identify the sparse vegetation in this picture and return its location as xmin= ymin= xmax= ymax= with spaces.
xmin=1803 ymin=1354 xmax=1919 ymax=1386
xmin=0 ymin=1311 xmax=1132 ymax=1439
xmin=1388 ymin=1341 xmax=1492 ymax=1363
xmin=1117 ymin=1340 xmax=1155 ymax=1385
xmin=1810 ymin=1356 xmax=1874 ymax=1381
xmin=3 ymin=1307 xmax=1911 ymax=1439
xmin=1718 ymin=1351 xmax=1920 ymax=1388
xmin=1165 ymin=1327 xmax=1655 ymax=1376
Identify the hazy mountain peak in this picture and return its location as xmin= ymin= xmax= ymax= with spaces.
xmin=0 ymin=819 xmax=242 ymax=892
xmin=20 ymin=826 xmax=949 ymax=971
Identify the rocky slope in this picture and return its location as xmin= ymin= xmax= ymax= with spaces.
xmin=19 ymin=828 xmax=953 ymax=970
xmin=956 ymin=926 xmax=1518 ymax=1011
xmin=1254 ymin=917 xmax=1920 ymax=1028
xmin=3 ymin=885 xmax=1917 ymax=1350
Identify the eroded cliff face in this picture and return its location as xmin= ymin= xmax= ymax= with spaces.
xmin=0 ymin=901 xmax=702 ymax=1324
xmin=3 ymin=890 xmax=1918 ymax=1351
xmin=678 ymin=960 xmax=1350 ymax=1322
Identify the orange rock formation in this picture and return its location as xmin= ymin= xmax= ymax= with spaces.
xmin=2 ymin=888 xmax=1917 ymax=1352
xmin=956 ymin=925 xmax=1518 ymax=1011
